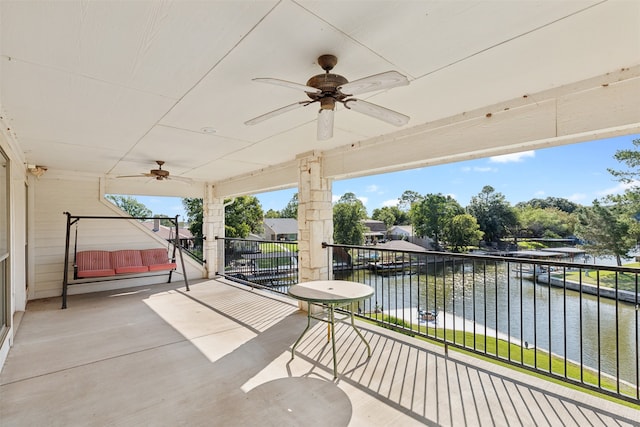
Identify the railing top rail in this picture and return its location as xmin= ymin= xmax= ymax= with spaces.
xmin=216 ymin=236 xmax=299 ymax=245
xmin=323 ymin=241 xmax=640 ymax=274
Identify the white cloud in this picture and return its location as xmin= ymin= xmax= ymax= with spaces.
xmin=489 ymin=150 xmax=535 ymax=163
xmin=567 ymin=193 xmax=587 ymax=202
xmin=534 ymin=190 xmax=545 ymax=196
xmin=596 ymin=180 xmax=640 ymax=197
xmin=461 ymin=165 xmax=496 ymax=173
xmin=366 ymin=184 xmax=379 ymax=193
xmin=332 ymin=195 xmax=341 ymax=203
xmin=358 ymin=196 xmax=368 ymax=205
xmin=382 ymin=199 xmax=399 ymax=207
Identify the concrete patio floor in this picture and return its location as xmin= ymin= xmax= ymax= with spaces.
xmin=1 ymin=278 xmax=638 ymax=426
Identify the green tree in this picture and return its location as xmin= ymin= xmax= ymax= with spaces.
xmin=280 ymin=193 xmax=298 ymax=218
xmin=515 ymin=197 xmax=579 ymax=214
xmin=225 ymin=196 xmax=264 ymax=238
xmin=398 ymin=190 xmax=423 ymax=212
xmin=574 ymin=201 xmax=635 ymax=266
xmin=264 ymin=209 xmax=281 ymax=218
xmin=603 ymin=137 xmax=640 ymax=247
xmin=371 ymin=206 xmax=397 ymax=229
xmin=515 ymin=206 xmax=576 ymax=238
xmin=333 ymin=192 xmax=367 ymax=245
xmin=446 ymin=213 xmax=484 ymax=252
xmin=106 ymin=195 xmax=152 ymax=218
xmin=182 ymin=198 xmax=203 ymax=238
xmin=607 ymin=138 xmax=640 ymax=183
xmin=467 ymin=185 xmax=517 ymax=244
xmin=410 ymin=193 xmax=463 ymax=247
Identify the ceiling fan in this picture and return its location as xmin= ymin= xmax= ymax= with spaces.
xmin=117 ymin=161 xmax=192 ymax=182
xmin=245 ymin=54 xmax=410 ymax=140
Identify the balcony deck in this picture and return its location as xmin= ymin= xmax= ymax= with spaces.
xmin=1 ymin=279 xmax=637 ymax=426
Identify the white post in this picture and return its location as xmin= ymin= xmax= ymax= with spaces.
xmin=203 ymin=184 xmax=225 ymax=278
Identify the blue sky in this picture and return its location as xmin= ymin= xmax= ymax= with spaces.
xmin=136 ymin=133 xmax=640 ymax=219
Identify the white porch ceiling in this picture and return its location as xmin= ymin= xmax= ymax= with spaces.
xmin=1 ymin=1 xmax=639 ymax=197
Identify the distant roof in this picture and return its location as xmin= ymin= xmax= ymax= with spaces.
xmin=264 ymin=218 xmax=298 ymax=235
xmin=390 ymin=225 xmax=412 ymax=234
xmin=141 ymin=220 xmax=192 ymax=240
xmin=376 ymin=240 xmax=427 ymax=252
xmin=362 ymin=219 xmax=387 ymax=233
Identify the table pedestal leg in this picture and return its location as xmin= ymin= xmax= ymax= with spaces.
xmin=290 ymin=302 xmax=312 ymax=360
xmin=330 ymin=304 xmax=337 ymax=379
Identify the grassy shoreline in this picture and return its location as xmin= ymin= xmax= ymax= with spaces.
xmin=562 ymin=262 xmax=640 ymax=292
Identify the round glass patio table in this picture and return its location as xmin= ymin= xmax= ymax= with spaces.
xmin=288 ymin=280 xmax=374 ymax=379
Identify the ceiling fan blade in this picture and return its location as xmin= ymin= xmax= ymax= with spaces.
xmin=167 ymin=175 xmax=193 ymax=183
xmin=338 ymin=71 xmax=409 ymax=96
xmin=116 ymin=173 xmax=153 ymax=178
xmin=317 ymin=109 xmax=334 ymax=140
xmin=252 ymin=78 xmax=321 ymax=94
xmin=344 ymin=99 xmax=409 ymax=127
xmin=245 ymin=101 xmax=310 ymax=126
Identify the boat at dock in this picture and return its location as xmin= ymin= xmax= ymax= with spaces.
xmin=368 ymin=261 xmax=421 ymax=276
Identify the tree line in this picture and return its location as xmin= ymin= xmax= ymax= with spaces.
xmin=109 ymin=139 xmax=640 ymax=266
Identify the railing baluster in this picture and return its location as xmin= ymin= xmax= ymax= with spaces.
xmin=533 ymin=263 xmax=538 ymax=370
xmin=548 ymin=263 xmax=552 ymax=374
xmin=579 ymin=266 xmax=584 ymax=385
xmin=473 ymin=259 xmax=477 ymax=352
xmin=597 ymin=269 xmax=602 ymax=389
xmin=636 ymin=272 xmax=639 ymax=401
xmin=494 ymin=260 xmax=498 ymax=358
xmin=616 ymin=272 xmax=620 ymax=395
xmin=519 ymin=261 xmax=524 ymax=367
xmin=506 ymin=260 xmax=511 ymax=362
xmin=563 ymin=265 xmax=567 ymax=379
xmin=483 ymin=260 xmax=487 ymax=354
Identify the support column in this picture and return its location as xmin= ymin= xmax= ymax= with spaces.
xmin=297 ymin=153 xmax=333 ymax=282
xmin=203 ymin=184 xmax=225 ymax=279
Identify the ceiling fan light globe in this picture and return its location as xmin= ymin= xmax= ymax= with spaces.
xmin=317 ymin=109 xmax=334 ymax=140
xmin=320 ymin=97 xmax=335 ymax=110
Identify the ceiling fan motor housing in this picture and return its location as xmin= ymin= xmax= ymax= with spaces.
xmin=151 ymin=169 xmax=169 ymax=177
xmin=306 ymin=73 xmax=348 ymax=109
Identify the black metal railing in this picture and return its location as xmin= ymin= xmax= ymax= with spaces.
xmin=212 ymin=236 xmax=639 ymax=403
xmin=323 ymin=242 xmax=640 ymax=404
xmin=216 ymin=237 xmax=298 ymax=290
xmin=176 ymin=237 xmax=204 ymax=264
